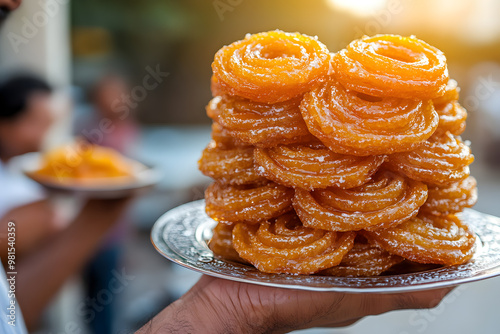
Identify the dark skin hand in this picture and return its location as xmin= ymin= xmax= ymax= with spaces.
xmin=137 ymin=275 xmax=453 ymax=333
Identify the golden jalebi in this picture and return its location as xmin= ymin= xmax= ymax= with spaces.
xmin=212 ymin=30 xmax=330 ymax=103
xmin=363 ymin=213 xmax=476 ymax=265
xmin=205 ymin=181 xmax=293 ymax=223
xmin=209 ymin=222 xmax=246 ymax=263
xmin=420 ymin=176 xmax=477 ymax=215
xmin=387 ymin=131 xmax=474 ymax=186
xmin=293 ymin=170 xmax=428 ymax=231
xmin=207 ymin=95 xmax=314 ymax=147
xmin=300 ymin=78 xmax=438 ymax=156
xmin=232 ymin=213 xmax=355 ymax=274
xmin=333 ymin=34 xmax=448 ymax=99
xmin=320 ymin=238 xmax=403 ymax=277
xmin=254 ymin=142 xmax=386 ymax=190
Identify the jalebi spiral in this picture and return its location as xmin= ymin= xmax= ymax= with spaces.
xmin=432 ymin=80 xmax=467 ymax=136
xmin=207 ymin=94 xmax=314 ymax=147
xmin=232 ymin=213 xmax=355 ymax=274
xmin=420 ymin=176 xmax=477 ymax=215
xmin=363 ymin=213 xmax=476 ymax=265
xmin=254 ymin=142 xmax=386 ymax=190
xmin=320 ymin=238 xmax=403 ymax=277
xmin=332 ymin=34 xmax=448 ymax=99
xmin=300 ymin=78 xmax=438 ymax=156
xmin=387 ymin=131 xmax=474 ymax=186
xmin=293 ymin=170 xmax=428 ymax=231
xmin=212 ymin=30 xmax=330 ymax=103
xmin=205 ymin=181 xmax=293 ymax=223
xmin=209 ymin=222 xmax=246 ymax=263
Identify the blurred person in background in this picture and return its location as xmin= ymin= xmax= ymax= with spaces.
xmin=0 ymin=75 xmax=131 ymax=331
xmin=75 ymin=73 xmax=139 ymax=334
xmin=0 ymin=76 xmax=55 ymax=239
xmin=83 ymin=73 xmax=139 ymax=153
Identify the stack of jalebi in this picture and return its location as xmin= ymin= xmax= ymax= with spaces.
xmin=199 ymin=31 xmax=477 ymax=276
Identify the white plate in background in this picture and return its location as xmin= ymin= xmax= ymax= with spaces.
xmin=20 ymin=152 xmax=162 ymax=198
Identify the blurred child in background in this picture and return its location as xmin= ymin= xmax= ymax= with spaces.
xmin=75 ymin=73 xmax=139 ymax=334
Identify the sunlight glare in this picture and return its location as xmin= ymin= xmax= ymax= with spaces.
xmin=326 ymin=0 xmax=389 ymax=16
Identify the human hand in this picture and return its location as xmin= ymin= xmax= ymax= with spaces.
xmin=138 ymin=275 xmax=452 ymax=333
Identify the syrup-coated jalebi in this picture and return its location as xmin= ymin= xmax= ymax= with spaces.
xmin=210 ymin=122 xmax=246 ymax=149
xmin=198 ymin=141 xmax=264 ymax=186
xmin=212 ymin=30 xmax=330 ymax=103
xmin=434 ymin=101 xmax=467 ymax=136
xmin=210 ymin=75 xmax=224 ymax=97
xmin=202 ymin=31 xmax=478 ymax=276
xmin=207 ymin=95 xmax=314 ymax=147
xmin=432 ymin=80 xmax=466 ymax=136
xmin=420 ymin=176 xmax=477 ymax=215
xmin=363 ymin=213 xmax=476 ymax=265
xmin=387 ymin=131 xmax=474 ymax=186
xmin=300 ymin=78 xmax=439 ymax=156
xmin=320 ymin=239 xmax=403 ymax=277
xmin=293 ymin=170 xmax=428 ymax=231
xmin=333 ymin=34 xmax=449 ymax=99
xmin=209 ymin=222 xmax=246 ymax=263
xmin=254 ymin=142 xmax=386 ymax=190
xmin=432 ymin=79 xmax=459 ymax=106
xmin=205 ymin=181 xmax=293 ymax=223
xmin=232 ymin=213 xmax=355 ymax=274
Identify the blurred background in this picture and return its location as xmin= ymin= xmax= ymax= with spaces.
xmin=0 ymin=0 xmax=499 ymax=333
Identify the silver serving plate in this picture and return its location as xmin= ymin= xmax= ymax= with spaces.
xmin=151 ymin=200 xmax=500 ymax=293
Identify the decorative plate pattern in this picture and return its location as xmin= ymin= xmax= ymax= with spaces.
xmin=151 ymin=200 xmax=500 ymax=293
